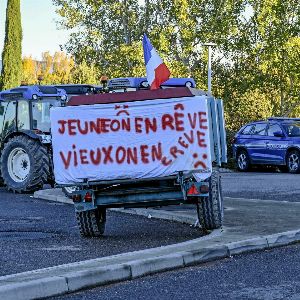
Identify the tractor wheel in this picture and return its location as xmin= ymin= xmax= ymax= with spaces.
xmin=76 ymin=208 xmax=106 ymax=237
xmin=197 ymin=171 xmax=223 ymax=230
xmin=0 ymin=136 xmax=50 ymax=193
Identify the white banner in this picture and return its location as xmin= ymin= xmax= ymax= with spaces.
xmin=50 ymin=96 xmax=212 ymax=184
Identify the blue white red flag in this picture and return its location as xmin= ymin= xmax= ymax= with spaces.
xmin=142 ymin=34 xmax=170 ymax=90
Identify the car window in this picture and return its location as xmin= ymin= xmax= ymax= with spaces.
xmin=241 ymin=125 xmax=253 ymax=135
xmin=252 ymin=123 xmax=267 ymax=135
xmin=283 ymin=122 xmax=300 ymax=137
xmin=267 ymin=124 xmax=283 ymax=136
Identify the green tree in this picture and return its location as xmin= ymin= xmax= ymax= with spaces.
xmin=225 ymin=89 xmax=273 ymax=132
xmin=253 ymin=0 xmax=300 ymax=116
xmin=52 ymin=51 xmax=74 ymax=83
xmin=53 ymin=0 xmax=300 ymax=130
xmin=1 ymin=0 xmax=22 ymax=90
xmin=222 ymin=0 xmax=300 ymax=117
xmin=52 ymin=0 xmax=244 ymax=82
xmin=70 ymin=61 xmax=99 ymax=84
xmin=53 ymin=0 xmax=144 ymax=76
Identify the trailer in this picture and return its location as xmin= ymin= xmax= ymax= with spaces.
xmin=50 ymin=87 xmax=227 ymax=236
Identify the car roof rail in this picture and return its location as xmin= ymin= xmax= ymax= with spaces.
xmin=267 ymin=117 xmax=300 ymax=121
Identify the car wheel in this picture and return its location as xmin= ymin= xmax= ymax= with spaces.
xmin=236 ymin=150 xmax=251 ymax=172
xmin=287 ymin=150 xmax=300 ymax=173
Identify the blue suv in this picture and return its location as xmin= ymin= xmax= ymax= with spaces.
xmin=233 ymin=118 xmax=300 ymax=173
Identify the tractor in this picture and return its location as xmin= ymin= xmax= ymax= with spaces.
xmin=0 ymin=85 xmax=67 ymax=192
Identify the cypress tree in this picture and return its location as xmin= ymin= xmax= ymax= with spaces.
xmin=1 ymin=0 xmax=22 ymax=90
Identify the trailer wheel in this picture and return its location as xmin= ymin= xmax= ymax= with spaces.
xmin=197 ymin=171 xmax=223 ymax=230
xmin=0 ymin=136 xmax=50 ymax=193
xmin=76 ymin=208 xmax=106 ymax=237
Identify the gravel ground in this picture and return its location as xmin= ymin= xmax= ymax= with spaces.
xmin=50 ymin=243 xmax=300 ymax=300
xmin=0 ymin=187 xmax=202 ymax=276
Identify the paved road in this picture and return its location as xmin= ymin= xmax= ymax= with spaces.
xmin=50 ymin=243 xmax=300 ymax=300
xmin=46 ymin=171 xmax=300 ymax=300
xmin=0 ymin=188 xmax=202 ymax=276
xmin=1 ymin=171 xmax=300 ymax=299
xmin=222 ymin=172 xmax=300 ymax=202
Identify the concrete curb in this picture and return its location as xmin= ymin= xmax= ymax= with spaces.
xmin=266 ymin=229 xmax=300 ymax=248
xmin=34 ymin=189 xmax=73 ymax=205
xmin=17 ymin=188 xmax=300 ymax=299
xmin=225 ymin=237 xmax=268 ymax=256
xmin=0 ymin=277 xmax=68 ymax=300
xmin=1 ymin=230 xmax=300 ymax=299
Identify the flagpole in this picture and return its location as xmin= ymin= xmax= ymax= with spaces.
xmin=203 ymin=43 xmax=216 ymax=95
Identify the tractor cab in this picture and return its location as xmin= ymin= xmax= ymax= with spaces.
xmin=0 ymin=85 xmax=67 ymax=139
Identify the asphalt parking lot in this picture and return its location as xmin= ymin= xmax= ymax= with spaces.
xmin=1 ymin=170 xmax=300 ymax=300
xmin=222 ymin=171 xmax=300 ymax=202
xmin=0 ymin=170 xmax=299 ymax=277
xmin=0 ymin=187 xmax=202 ymax=276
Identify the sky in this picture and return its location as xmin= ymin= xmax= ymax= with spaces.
xmin=0 ymin=0 xmax=70 ymax=60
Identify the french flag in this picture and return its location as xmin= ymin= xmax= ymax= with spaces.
xmin=143 ymin=34 xmax=170 ymax=90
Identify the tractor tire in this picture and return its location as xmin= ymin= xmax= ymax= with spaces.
xmin=76 ymin=208 xmax=106 ymax=237
xmin=0 ymin=135 xmax=50 ymax=193
xmin=197 ymin=171 xmax=223 ymax=230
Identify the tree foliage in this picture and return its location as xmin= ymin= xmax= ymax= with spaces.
xmin=21 ymin=52 xmax=97 ymax=85
xmin=52 ymin=0 xmax=300 ymax=130
xmin=22 ymin=56 xmax=36 ymax=84
xmin=71 ymin=61 xmax=99 ymax=84
xmin=1 ymin=0 xmax=22 ymax=90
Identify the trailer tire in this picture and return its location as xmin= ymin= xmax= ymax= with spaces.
xmin=197 ymin=171 xmax=223 ymax=230
xmin=76 ymin=208 xmax=106 ymax=237
xmin=0 ymin=136 xmax=50 ymax=193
